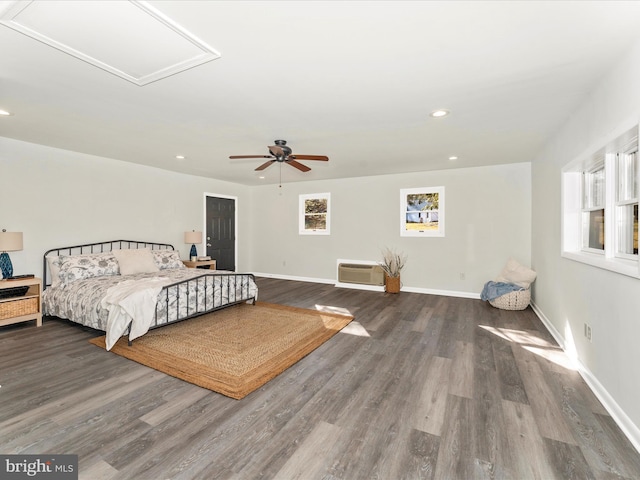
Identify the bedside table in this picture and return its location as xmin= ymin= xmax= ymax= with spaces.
xmin=0 ymin=277 xmax=42 ymax=327
xmin=182 ymin=259 xmax=217 ymax=270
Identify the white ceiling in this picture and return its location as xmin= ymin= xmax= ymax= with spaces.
xmin=2 ymin=0 xmax=640 ymax=186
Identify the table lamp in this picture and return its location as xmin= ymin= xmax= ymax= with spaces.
xmin=0 ymin=230 xmax=23 ymax=278
xmin=184 ymin=230 xmax=202 ymax=260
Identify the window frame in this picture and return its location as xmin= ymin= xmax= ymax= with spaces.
xmin=299 ymin=192 xmax=331 ymax=235
xmin=561 ymin=122 xmax=640 ymax=279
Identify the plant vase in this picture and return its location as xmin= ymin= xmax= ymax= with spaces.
xmin=385 ymin=275 xmax=401 ymax=294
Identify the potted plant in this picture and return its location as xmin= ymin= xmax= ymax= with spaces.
xmin=379 ymin=247 xmax=407 ymax=294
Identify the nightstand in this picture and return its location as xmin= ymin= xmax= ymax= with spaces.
xmin=0 ymin=277 xmax=42 ymax=327
xmin=182 ymin=259 xmax=217 ymax=270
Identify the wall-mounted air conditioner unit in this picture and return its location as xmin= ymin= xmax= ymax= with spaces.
xmin=338 ymin=263 xmax=385 ymax=286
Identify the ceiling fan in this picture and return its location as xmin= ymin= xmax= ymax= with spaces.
xmin=229 ymin=139 xmax=329 ymax=172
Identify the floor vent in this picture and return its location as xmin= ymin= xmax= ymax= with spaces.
xmin=338 ymin=263 xmax=385 ymax=286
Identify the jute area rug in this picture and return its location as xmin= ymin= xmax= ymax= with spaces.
xmin=89 ymin=302 xmax=353 ymax=399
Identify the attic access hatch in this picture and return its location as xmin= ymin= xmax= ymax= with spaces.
xmin=0 ymin=0 xmax=221 ymax=86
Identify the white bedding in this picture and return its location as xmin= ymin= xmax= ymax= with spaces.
xmin=101 ymin=277 xmax=173 ymax=350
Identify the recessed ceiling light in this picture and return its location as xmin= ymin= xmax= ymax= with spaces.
xmin=258 ymin=176 xmax=265 ymax=180
xmin=430 ymin=109 xmax=450 ymax=118
xmin=175 ymin=155 xmax=185 ymax=160
xmin=0 ymin=109 xmax=12 ymax=116
xmin=448 ymin=156 xmax=458 ymax=161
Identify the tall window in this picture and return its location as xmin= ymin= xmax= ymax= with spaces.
xmin=562 ymin=124 xmax=639 ymax=278
xmin=299 ymin=193 xmax=330 ymax=235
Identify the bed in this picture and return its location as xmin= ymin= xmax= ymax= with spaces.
xmin=42 ymin=240 xmax=257 ymax=349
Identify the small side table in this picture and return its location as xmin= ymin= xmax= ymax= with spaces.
xmin=183 ymin=259 xmax=217 ymax=270
xmin=0 ymin=277 xmax=42 ymax=327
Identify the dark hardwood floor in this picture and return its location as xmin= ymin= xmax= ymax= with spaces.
xmin=2 ymin=277 xmax=640 ymax=479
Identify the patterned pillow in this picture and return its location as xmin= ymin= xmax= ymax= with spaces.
xmin=57 ymin=252 xmax=120 ymax=286
xmin=152 ymin=249 xmax=185 ymax=270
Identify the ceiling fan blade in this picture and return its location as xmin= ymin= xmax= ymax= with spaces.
xmin=255 ymin=160 xmax=276 ymax=171
xmin=286 ymin=160 xmax=311 ymax=172
xmin=289 ymin=154 xmax=329 ymax=161
xmin=230 ymin=155 xmax=273 ymax=159
xmin=269 ymin=145 xmax=284 ymax=157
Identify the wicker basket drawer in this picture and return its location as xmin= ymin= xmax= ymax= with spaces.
xmin=0 ymin=296 xmax=39 ymax=320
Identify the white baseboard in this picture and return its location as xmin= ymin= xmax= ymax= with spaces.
xmin=251 ymin=273 xmax=481 ymax=298
xmin=402 ymin=285 xmax=481 ymax=299
xmin=335 ymin=281 xmax=385 ymax=292
xmin=531 ymin=301 xmax=640 ymax=455
xmin=251 ymin=272 xmax=335 ymax=284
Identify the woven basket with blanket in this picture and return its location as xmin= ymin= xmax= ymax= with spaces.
xmin=489 ymin=288 xmax=531 ymax=310
xmin=482 ymin=258 xmax=536 ymax=311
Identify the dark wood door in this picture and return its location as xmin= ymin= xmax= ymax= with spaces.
xmin=206 ymin=196 xmax=236 ymax=271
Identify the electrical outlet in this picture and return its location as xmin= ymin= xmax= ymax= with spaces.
xmin=584 ymin=323 xmax=592 ymax=342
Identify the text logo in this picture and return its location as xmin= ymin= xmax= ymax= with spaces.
xmin=0 ymin=455 xmax=78 ymax=479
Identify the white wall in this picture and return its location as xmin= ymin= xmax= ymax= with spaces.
xmin=0 ymin=137 xmax=252 ymax=277
xmin=250 ymin=162 xmax=532 ymax=296
xmin=2 ymin=136 xmax=530 ymax=297
xmin=531 ymin=40 xmax=640 ymax=448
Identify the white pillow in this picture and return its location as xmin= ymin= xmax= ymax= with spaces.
xmin=495 ymin=258 xmax=537 ymax=289
xmin=46 ymin=255 xmax=62 ymax=287
xmin=113 ymin=248 xmax=160 ymax=275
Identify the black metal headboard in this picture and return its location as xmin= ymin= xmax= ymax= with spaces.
xmin=43 ymin=239 xmax=174 ymax=289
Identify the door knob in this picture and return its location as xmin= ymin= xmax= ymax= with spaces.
xmin=206 ymin=243 xmax=212 ymax=247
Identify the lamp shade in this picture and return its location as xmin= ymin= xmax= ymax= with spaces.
xmin=184 ymin=231 xmax=202 ymax=244
xmin=0 ymin=231 xmax=23 ymax=252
